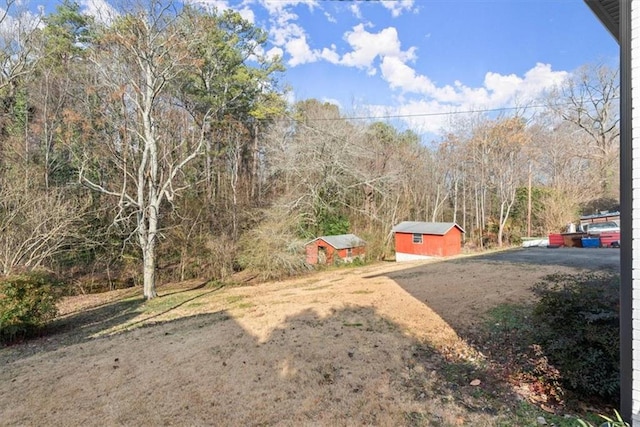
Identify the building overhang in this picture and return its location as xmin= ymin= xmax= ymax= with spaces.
xmin=585 ymin=0 xmax=619 ymax=42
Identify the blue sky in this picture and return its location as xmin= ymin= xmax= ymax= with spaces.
xmin=73 ymin=0 xmax=618 ymax=134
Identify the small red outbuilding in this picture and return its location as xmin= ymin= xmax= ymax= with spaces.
xmin=392 ymin=221 xmax=464 ymax=261
xmin=305 ymin=234 xmax=366 ymax=265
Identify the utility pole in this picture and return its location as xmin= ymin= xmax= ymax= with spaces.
xmin=527 ymin=161 xmax=532 ymax=237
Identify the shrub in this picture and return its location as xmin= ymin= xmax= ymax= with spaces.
xmin=577 ymin=409 xmax=629 ymax=427
xmin=237 ymin=207 xmax=312 ymax=281
xmin=532 ymin=273 xmax=619 ymax=400
xmin=0 ymin=272 xmax=61 ymax=343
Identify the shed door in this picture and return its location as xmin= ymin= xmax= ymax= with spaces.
xmin=318 ymin=246 xmax=327 ymax=264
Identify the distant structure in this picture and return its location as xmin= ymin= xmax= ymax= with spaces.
xmin=579 ymin=211 xmax=620 ymax=229
xmin=392 ymin=221 xmax=464 ymax=261
xmin=305 ymin=234 xmax=366 ymax=265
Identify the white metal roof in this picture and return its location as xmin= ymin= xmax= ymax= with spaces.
xmin=307 ymin=233 xmax=366 ymax=250
xmin=392 ymin=221 xmax=464 ymax=235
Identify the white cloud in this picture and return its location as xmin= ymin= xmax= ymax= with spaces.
xmin=324 ymin=11 xmax=337 ymax=24
xmin=285 ymin=36 xmax=317 ymax=66
xmin=260 ymin=0 xmax=318 ymax=15
xmin=363 ymin=63 xmax=569 ymax=134
xmin=321 ymin=97 xmax=342 ymax=109
xmin=320 ymin=45 xmax=340 ymax=64
xmin=380 ymin=56 xmax=436 ymax=94
xmin=518 ymin=63 xmax=569 ymax=99
xmin=259 ymin=0 xmax=325 ymax=67
xmin=185 ymin=1 xmax=255 ymax=24
xmin=265 ymin=46 xmax=284 ymax=60
xmin=238 ymin=6 xmax=255 ymax=23
xmin=350 ymin=3 xmax=362 ymax=19
xmin=270 ymin=21 xmax=305 ymax=47
xmin=285 ymin=88 xmax=296 ymax=106
xmin=0 ymin=5 xmax=42 ymax=36
xmin=186 ymin=0 xmax=230 ymax=12
xmin=463 ymin=63 xmax=568 ymax=107
xmin=379 ymin=57 xmax=567 ymax=107
xmin=365 ymin=100 xmax=453 ymax=134
xmin=256 ymin=0 xmax=413 ymax=70
xmin=381 ymin=0 xmax=416 ymax=17
xmin=80 ymin=0 xmax=119 ymax=24
xmin=340 ymin=24 xmax=416 ymax=72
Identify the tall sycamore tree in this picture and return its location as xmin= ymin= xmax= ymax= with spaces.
xmin=80 ymin=1 xmax=279 ymax=299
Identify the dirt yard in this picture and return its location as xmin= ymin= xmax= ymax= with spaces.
xmin=0 ymin=248 xmax=620 ymax=426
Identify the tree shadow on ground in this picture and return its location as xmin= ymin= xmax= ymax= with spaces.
xmin=365 ymin=247 xmax=619 ymax=334
xmin=365 ymin=248 xmax=621 ymax=413
xmin=1 ymin=304 xmax=528 ymax=425
xmin=467 ymin=247 xmax=620 ymax=272
xmin=0 ymin=281 xmax=218 ymax=364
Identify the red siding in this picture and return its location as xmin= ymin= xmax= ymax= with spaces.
xmin=305 ymin=239 xmax=337 ymax=264
xmin=548 ymin=233 xmax=564 ymax=246
xmin=395 ymin=228 xmax=462 ymax=257
xmin=336 ymin=246 xmax=366 ymax=259
xmin=600 ymin=232 xmax=621 ymax=248
xmin=305 ymin=239 xmax=366 ymax=265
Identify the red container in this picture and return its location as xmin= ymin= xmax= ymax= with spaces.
xmin=600 ymin=232 xmax=621 ymax=248
xmin=548 ymin=233 xmax=564 ymax=246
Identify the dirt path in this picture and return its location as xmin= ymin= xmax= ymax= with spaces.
xmin=0 ymin=248 xmax=618 ymax=426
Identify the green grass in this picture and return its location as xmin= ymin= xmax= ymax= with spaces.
xmin=485 ymin=303 xmax=533 ymax=332
xmin=142 ymin=292 xmax=199 ymax=313
xmin=303 ymin=284 xmax=332 ymax=291
xmin=235 ymin=302 xmax=255 ymax=309
xmin=225 ymin=294 xmax=255 ymax=310
xmin=479 ymin=299 xmax=618 ymax=426
xmin=226 ymin=295 xmax=246 ymax=304
xmin=497 ymin=402 xmax=601 ymax=427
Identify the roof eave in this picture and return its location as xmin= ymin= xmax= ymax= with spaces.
xmin=585 ymin=0 xmax=620 ymax=42
xmin=392 ymin=222 xmax=465 ymax=235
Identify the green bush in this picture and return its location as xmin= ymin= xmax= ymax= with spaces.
xmin=577 ymin=409 xmax=629 ymax=427
xmin=0 ymin=272 xmax=61 ymax=343
xmin=532 ymin=273 xmax=619 ymax=400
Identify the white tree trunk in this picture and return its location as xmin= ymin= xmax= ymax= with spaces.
xmin=142 ymin=237 xmax=157 ymax=299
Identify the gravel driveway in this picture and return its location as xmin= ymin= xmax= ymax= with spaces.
xmin=471 ymin=247 xmax=620 ymax=272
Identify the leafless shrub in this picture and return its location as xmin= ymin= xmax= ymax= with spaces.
xmin=237 ymin=206 xmax=311 ymax=281
xmin=0 ymin=186 xmax=87 ymax=276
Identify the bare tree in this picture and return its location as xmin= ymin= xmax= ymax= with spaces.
xmin=529 ymin=117 xmax=592 ymax=232
xmin=79 ymin=2 xmax=210 ymax=299
xmin=0 ymin=1 xmax=41 ymax=93
xmin=486 ymin=117 xmax=529 ymax=246
xmin=0 ymin=1 xmax=42 ymax=184
xmin=548 ymin=64 xmax=620 ymax=199
xmin=442 ymin=114 xmax=528 ymax=247
xmin=0 ymin=184 xmax=86 ymax=275
xmin=264 ymin=100 xmax=359 ymax=235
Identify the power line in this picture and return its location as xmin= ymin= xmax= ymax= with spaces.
xmin=316 ymin=104 xmax=545 ymax=121
xmin=274 ymin=97 xmax=620 ymax=122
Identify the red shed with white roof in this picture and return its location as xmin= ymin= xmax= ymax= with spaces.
xmin=392 ymin=221 xmax=464 ymax=261
xmin=305 ymin=234 xmax=366 ymax=265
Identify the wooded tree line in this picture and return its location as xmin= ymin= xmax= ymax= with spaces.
xmin=0 ymin=0 xmax=619 ymax=298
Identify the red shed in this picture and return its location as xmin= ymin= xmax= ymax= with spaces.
xmin=305 ymin=234 xmax=366 ymax=265
xmin=392 ymin=221 xmax=464 ymax=261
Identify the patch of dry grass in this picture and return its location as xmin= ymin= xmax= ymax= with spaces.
xmin=0 ymin=256 xmax=594 ymax=426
